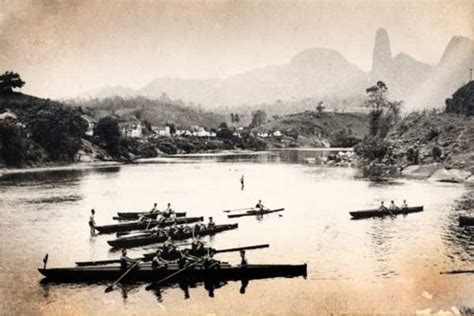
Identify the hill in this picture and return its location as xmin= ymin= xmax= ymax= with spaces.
xmin=82 ymin=29 xmax=473 ymax=112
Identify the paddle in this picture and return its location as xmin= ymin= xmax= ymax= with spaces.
xmin=214 ymin=244 xmax=269 ymax=254
xmin=145 ymin=259 xmax=203 ymax=291
xmin=440 ymin=269 xmax=474 ymax=275
xmin=223 ymin=207 xmax=255 ymax=213
xmin=105 ymin=260 xmax=142 ymax=293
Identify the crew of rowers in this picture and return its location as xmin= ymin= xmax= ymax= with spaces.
xmin=146 ymin=216 xmax=216 ymax=238
xmin=138 ymin=203 xmax=176 ymax=222
xmin=120 ymin=235 xmax=248 ymax=271
xmin=378 ymin=200 xmax=409 ymax=211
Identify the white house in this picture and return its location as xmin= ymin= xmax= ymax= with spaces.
xmin=273 ymin=130 xmax=282 ymax=137
xmin=81 ymin=115 xmax=95 ymax=136
xmin=122 ymin=122 xmax=143 ymax=138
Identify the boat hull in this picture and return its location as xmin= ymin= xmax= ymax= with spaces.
xmin=95 ymin=216 xmax=203 ymax=234
xmin=350 ymin=206 xmax=423 ymax=219
xmin=107 ymin=223 xmax=238 ymax=249
xmin=459 ymin=216 xmax=474 ymax=226
xmin=38 ymin=263 xmax=307 ymax=283
xmin=228 ymin=208 xmax=285 ymax=218
xmin=115 ymin=211 xmax=186 ymax=220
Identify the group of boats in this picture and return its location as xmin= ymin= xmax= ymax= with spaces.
xmin=38 ymin=204 xmax=307 ymax=292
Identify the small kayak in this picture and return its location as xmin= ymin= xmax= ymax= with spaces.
xmin=228 ymin=208 xmax=285 ymax=218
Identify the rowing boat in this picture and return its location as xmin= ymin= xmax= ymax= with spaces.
xmin=114 ymin=211 xmax=186 ymax=220
xmin=107 ymin=224 xmax=238 ymax=249
xmin=349 ymin=206 xmax=423 ymax=219
xmin=459 ymin=216 xmax=474 ymax=226
xmin=95 ymin=216 xmax=204 ymax=234
xmin=38 ymin=262 xmax=307 ymax=282
xmin=227 ymin=208 xmax=285 ymax=218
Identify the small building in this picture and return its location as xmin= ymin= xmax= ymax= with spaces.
xmin=273 ymin=130 xmax=282 ymax=137
xmin=81 ymin=115 xmax=95 ymax=136
xmin=152 ymin=126 xmax=171 ymax=137
xmin=121 ymin=122 xmax=143 ymax=138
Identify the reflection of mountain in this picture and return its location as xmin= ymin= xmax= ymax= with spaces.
xmin=85 ymin=29 xmax=473 ymax=111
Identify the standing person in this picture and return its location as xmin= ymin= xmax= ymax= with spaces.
xmin=240 ymin=175 xmax=245 ymax=190
xmin=240 ymin=250 xmax=248 ymax=266
xmin=88 ymin=209 xmax=96 ymax=236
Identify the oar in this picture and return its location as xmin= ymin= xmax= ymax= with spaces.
xmin=145 ymin=260 xmax=203 ymax=291
xmin=214 ymin=244 xmax=269 ymax=254
xmin=440 ymin=269 xmax=474 ymax=275
xmin=223 ymin=207 xmax=255 ymax=213
xmin=105 ymin=260 xmax=142 ymax=293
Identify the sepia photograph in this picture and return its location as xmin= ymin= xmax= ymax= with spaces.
xmin=0 ymin=0 xmax=473 ymax=314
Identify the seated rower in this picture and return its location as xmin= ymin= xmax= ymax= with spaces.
xmin=255 ymin=200 xmax=265 ymax=211
xmin=169 ymin=223 xmax=180 ymax=236
xmin=388 ymin=200 xmax=398 ymax=211
xmin=163 ymin=236 xmax=173 ymax=248
xmin=155 ymin=213 xmax=166 ymax=224
xmin=202 ymin=250 xmax=220 ymax=269
xmin=161 ymin=243 xmax=182 ymax=262
xmin=401 ymin=199 xmax=408 ymax=209
xmin=378 ymin=201 xmax=387 ymax=211
xmin=182 ymin=225 xmax=192 ymax=234
xmin=163 ymin=203 xmax=173 ymax=218
xmin=151 ymin=249 xmax=167 ymax=270
xmin=207 ymin=217 xmax=216 ymax=229
xmin=191 ymin=236 xmax=206 ymax=257
xmin=169 ymin=212 xmax=177 ymax=221
xmin=120 ymin=249 xmax=138 ymax=270
xmin=240 ymin=250 xmax=248 ymax=266
xmin=149 ymin=203 xmax=159 ymax=214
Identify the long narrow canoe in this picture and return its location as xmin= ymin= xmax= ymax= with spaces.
xmin=114 ymin=211 xmax=186 ymax=221
xmin=459 ymin=216 xmax=474 ymax=226
xmin=95 ymin=216 xmax=204 ymax=234
xmin=228 ymin=208 xmax=285 ymax=218
xmin=107 ymin=224 xmax=238 ymax=249
xmin=39 ymin=262 xmax=307 ymax=282
xmin=350 ymin=206 xmax=423 ymax=219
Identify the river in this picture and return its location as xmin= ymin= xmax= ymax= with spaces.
xmin=0 ymin=150 xmax=472 ymax=314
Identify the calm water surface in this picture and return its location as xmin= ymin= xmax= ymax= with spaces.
xmin=0 ymin=151 xmax=473 ymax=314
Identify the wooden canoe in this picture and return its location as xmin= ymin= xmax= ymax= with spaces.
xmin=95 ymin=216 xmax=203 ymax=234
xmin=350 ymin=206 xmax=423 ymax=219
xmin=459 ymin=216 xmax=474 ymax=226
xmin=107 ymin=224 xmax=238 ymax=249
xmin=114 ymin=211 xmax=186 ymax=220
xmin=38 ymin=262 xmax=307 ymax=283
xmin=227 ymin=208 xmax=285 ymax=218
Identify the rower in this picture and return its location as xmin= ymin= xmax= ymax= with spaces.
xmin=155 ymin=213 xmax=166 ymax=224
xmin=378 ymin=201 xmax=387 ymax=211
xmin=182 ymin=225 xmax=192 ymax=234
xmin=151 ymin=249 xmax=167 ymax=270
xmin=255 ymin=200 xmax=265 ymax=211
xmin=169 ymin=223 xmax=180 ymax=236
xmin=169 ymin=212 xmax=177 ymax=221
xmin=150 ymin=203 xmax=159 ymax=214
xmin=191 ymin=236 xmax=206 ymax=257
xmin=88 ymin=209 xmax=96 ymax=236
xmin=240 ymin=250 xmax=248 ymax=266
xmin=163 ymin=236 xmax=173 ymax=248
xmin=208 ymin=217 xmax=216 ymax=229
xmin=389 ymin=200 xmax=398 ymax=211
xmin=120 ymin=249 xmax=137 ymax=270
xmin=163 ymin=203 xmax=173 ymax=217
xmin=202 ymin=250 xmax=220 ymax=269
xmin=401 ymin=199 xmax=408 ymax=209
xmin=162 ymin=243 xmax=182 ymax=261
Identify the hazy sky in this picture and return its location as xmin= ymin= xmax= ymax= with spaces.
xmin=0 ymin=0 xmax=472 ymax=98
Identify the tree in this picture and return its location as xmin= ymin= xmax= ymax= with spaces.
xmin=94 ymin=116 xmax=121 ymax=150
xmin=364 ymin=81 xmax=402 ymax=138
xmin=31 ymin=107 xmax=88 ymax=161
xmin=250 ymin=110 xmax=267 ymax=128
xmin=0 ymin=71 xmax=25 ymax=93
xmin=316 ymin=101 xmax=325 ymax=116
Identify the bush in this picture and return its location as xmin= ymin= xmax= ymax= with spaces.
xmin=158 ymin=141 xmax=177 ymax=154
xmin=432 ymin=146 xmax=443 ymax=160
xmin=354 ymin=136 xmax=391 ymax=161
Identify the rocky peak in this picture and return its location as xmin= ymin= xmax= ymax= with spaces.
xmin=371 ymin=28 xmax=392 ymax=75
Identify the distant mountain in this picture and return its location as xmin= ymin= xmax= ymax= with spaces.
xmin=137 ymin=48 xmax=367 ymax=106
xmin=83 ymin=29 xmax=473 ymax=111
xmin=404 ymin=36 xmax=474 ymax=110
xmin=80 ymin=85 xmax=136 ymax=99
